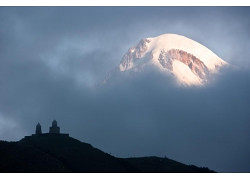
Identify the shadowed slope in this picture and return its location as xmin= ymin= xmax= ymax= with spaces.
xmin=125 ymin=157 xmax=214 ymax=173
xmin=0 ymin=134 xmax=214 ymax=172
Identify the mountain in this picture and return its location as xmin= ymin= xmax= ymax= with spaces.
xmin=105 ymin=34 xmax=228 ymax=86
xmin=0 ymin=134 xmax=214 ymax=172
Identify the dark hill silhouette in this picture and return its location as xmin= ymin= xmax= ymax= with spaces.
xmin=0 ymin=134 xmax=214 ymax=172
xmin=125 ymin=157 xmax=213 ymax=173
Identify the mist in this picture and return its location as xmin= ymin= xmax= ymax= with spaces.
xmin=0 ymin=7 xmax=250 ymax=172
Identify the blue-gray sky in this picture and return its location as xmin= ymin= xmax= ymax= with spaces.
xmin=0 ymin=7 xmax=250 ymax=172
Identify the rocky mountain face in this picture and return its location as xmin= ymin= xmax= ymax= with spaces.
xmin=158 ymin=49 xmax=209 ymax=80
xmin=119 ymin=39 xmax=151 ymax=72
xmin=112 ymin=34 xmax=228 ymax=86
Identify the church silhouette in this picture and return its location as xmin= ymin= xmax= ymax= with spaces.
xmin=29 ymin=120 xmax=69 ymax=137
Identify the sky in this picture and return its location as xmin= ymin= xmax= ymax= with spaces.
xmin=0 ymin=7 xmax=250 ymax=172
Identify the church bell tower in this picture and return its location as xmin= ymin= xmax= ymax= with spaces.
xmin=35 ymin=123 xmax=42 ymax=135
xmin=49 ymin=120 xmax=60 ymax=134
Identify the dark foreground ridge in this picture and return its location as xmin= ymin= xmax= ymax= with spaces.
xmin=0 ymin=121 xmax=214 ymax=172
xmin=0 ymin=134 xmax=214 ymax=172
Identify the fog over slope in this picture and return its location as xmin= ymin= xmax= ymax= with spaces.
xmin=0 ymin=7 xmax=250 ymax=172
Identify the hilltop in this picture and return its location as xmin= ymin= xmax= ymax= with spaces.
xmin=0 ymin=134 xmax=214 ymax=172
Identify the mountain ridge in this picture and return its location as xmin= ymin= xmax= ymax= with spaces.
xmin=0 ymin=134 xmax=214 ymax=172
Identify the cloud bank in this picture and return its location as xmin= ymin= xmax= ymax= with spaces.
xmin=0 ymin=7 xmax=250 ymax=172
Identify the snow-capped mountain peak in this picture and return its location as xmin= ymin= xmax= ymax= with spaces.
xmin=117 ymin=34 xmax=228 ymax=86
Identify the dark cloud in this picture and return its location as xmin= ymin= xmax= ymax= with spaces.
xmin=0 ymin=7 xmax=250 ymax=172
